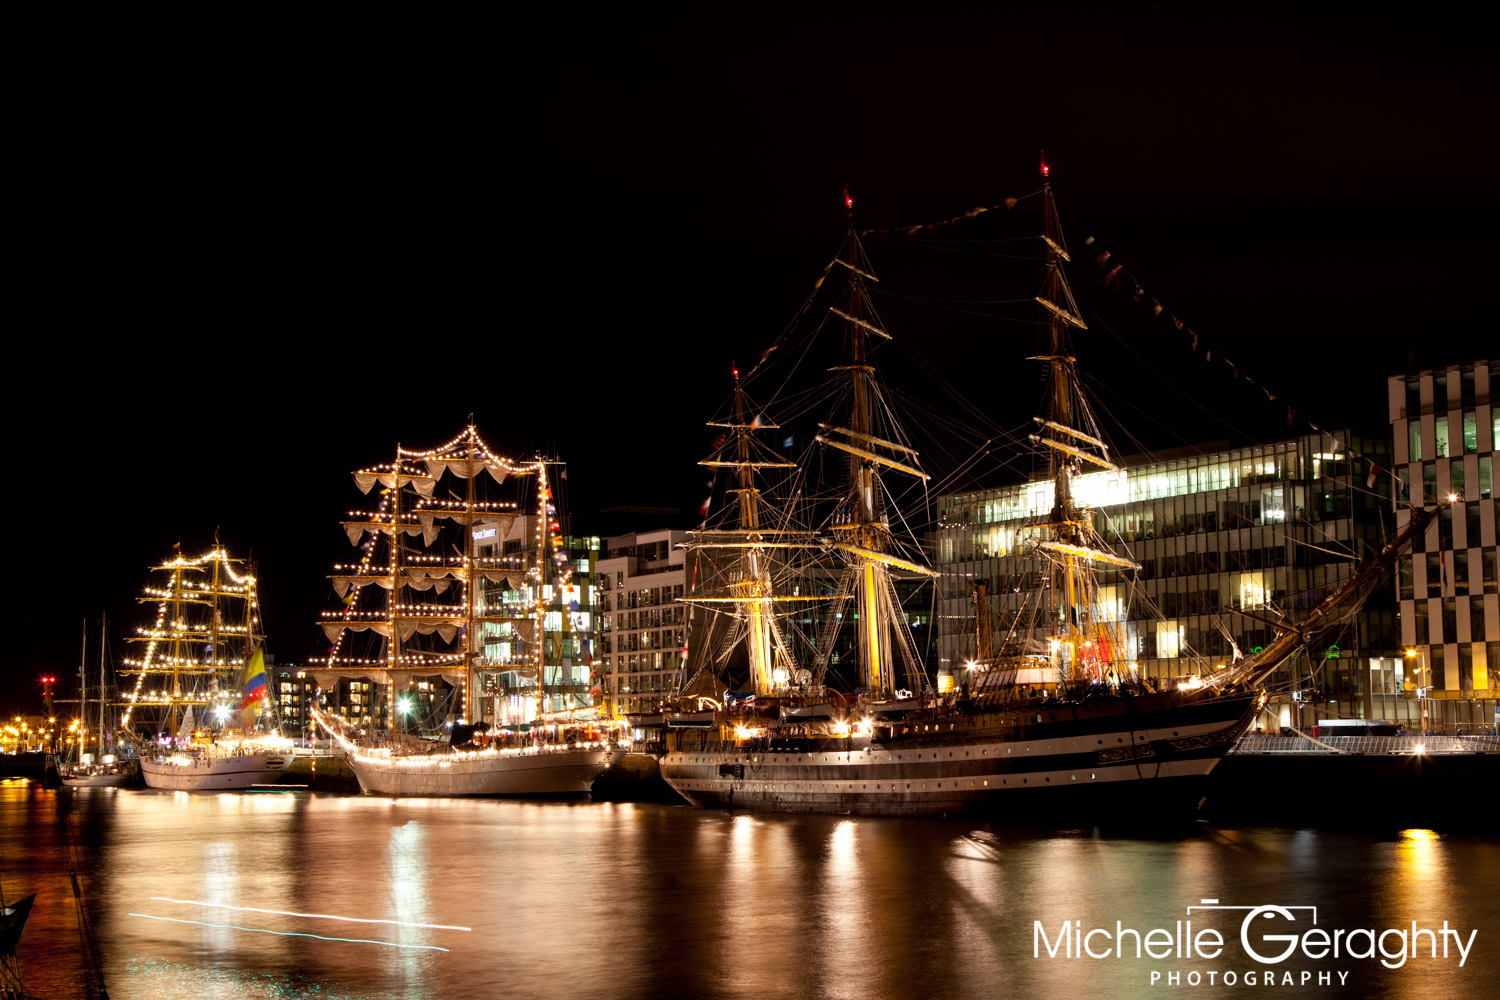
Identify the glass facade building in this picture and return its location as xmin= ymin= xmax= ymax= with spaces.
xmin=936 ymin=431 xmax=1404 ymax=729
xmin=1389 ymin=357 xmax=1498 ymax=730
xmin=474 ymin=517 xmax=601 ymax=725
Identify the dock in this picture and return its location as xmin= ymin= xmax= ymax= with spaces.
xmin=1203 ymin=734 xmax=1499 ymax=829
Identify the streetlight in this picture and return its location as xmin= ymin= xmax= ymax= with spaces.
xmin=1406 ymin=648 xmax=1430 ymax=733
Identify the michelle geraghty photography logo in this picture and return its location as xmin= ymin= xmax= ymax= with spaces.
xmin=1033 ymin=899 xmax=1479 ymax=987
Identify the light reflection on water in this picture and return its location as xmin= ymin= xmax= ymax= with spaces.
xmin=2 ymin=780 xmax=1496 ymax=1000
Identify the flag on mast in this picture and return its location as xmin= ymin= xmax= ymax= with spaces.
xmin=241 ymin=645 xmax=268 ymax=730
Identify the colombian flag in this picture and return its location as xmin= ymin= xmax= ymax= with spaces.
xmin=241 ymin=646 xmax=268 ymax=730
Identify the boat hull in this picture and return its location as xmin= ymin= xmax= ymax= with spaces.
xmin=661 ymin=692 xmax=1259 ymax=821
xmin=61 ymin=771 xmax=132 ymax=788
xmin=140 ymin=753 xmax=290 ymax=791
xmin=346 ymin=746 xmax=628 ymax=797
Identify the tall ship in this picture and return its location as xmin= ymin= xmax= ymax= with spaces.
xmin=311 ymin=425 xmax=624 ymax=796
xmin=59 ymin=615 xmax=133 ymax=787
xmin=120 ymin=542 xmax=291 ymax=790
xmin=657 ymin=172 xmax=1440 ymax=820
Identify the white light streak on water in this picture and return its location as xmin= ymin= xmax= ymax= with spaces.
xmin=126 ymin=912 xmax=450 ymax=952
xmin=148 ymin=897 xmax=471 ymax=931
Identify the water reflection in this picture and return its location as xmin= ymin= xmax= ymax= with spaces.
xmin=2 ymin=782 xmax=1496 ymax=1000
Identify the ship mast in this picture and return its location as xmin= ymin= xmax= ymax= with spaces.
xmin=820 ymin=190 xmax=937 ymax=699
xmin=388 ymin=444 xmax=403 ymax=730
xmin=846 ymin=196 xmax=887 ymax=697
xmin=76 ymin=619 xmax=86 ymax=762
xmin=1030 ymin=159 xmax=1136 ymax=686
xmin=98 ymin=613 xmax=107 ymax=758
xmin=1043 ymin=161 xmax=1080 ymax=678
xmin=679 ymin=374 xmax=810 ymax=700
xmin=534 ymin=461 xmax=550 ymax=728
xmin=464 ymin=428 xmax=477 ymax=724
xmin=733 ymin=372 xmax=776 ymax=694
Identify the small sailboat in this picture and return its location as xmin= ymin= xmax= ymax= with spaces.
xmin=59 ymin=615 xmax=132 ymax=788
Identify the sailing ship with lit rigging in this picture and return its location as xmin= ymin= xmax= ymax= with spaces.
xmin=656 ymin=173 xmax=1440 ymax=820
xmin=120 ymin=541 xmax=291 ymax=791
xmin=311 ymin=424 xmax=624 ymax=796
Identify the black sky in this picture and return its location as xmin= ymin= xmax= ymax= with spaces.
xmin=6 ymin=9 xmax=1495 ymax=716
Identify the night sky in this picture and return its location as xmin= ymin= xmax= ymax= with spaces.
xmin=7 ymin=9 xmax=1494 ymax=717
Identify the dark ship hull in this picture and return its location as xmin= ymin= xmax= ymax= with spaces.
xmin=660 ymin=690 xmax=1261 ymax=821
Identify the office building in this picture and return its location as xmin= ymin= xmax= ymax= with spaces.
xmin=1389 ymin=357 xmax=1498 ymax=729
xmin=936 ymin=431 xmax=1403 ymax=729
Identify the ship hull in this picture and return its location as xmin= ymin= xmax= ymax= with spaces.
xmin=661 ymin=692 xmax=1258 ymax=822
xmin=61 ymin=771 xmax=132 ymax=788
xmin=346 ymin=746 xmax=627 ymax=797
xmin=140 ymin=753 xmax=290 ymax=791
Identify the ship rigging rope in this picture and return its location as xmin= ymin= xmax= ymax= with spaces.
xmin=1081 ymin=302 xmax=1263 ymax=445
xmin=1059 ymin=200 xmax=1417 ymax=513
xmin=870 ymin=235 xmax=1039 ymax=244
xmin=1275 ymin=525 xmax=1357 ymax=561
xmin=873 ymin=287 xmax=1045 ymax=326
xmin=1085 ymin=362 xmax=1399 ymax=514
xmin=868 ymin=239 xmax=1045 ymax=260
xmin=1083 ymin=371 xmax=1208 ymax=457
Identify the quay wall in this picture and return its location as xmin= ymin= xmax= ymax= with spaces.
xmin=1204 ymin=738 xmax=1498 ymax=830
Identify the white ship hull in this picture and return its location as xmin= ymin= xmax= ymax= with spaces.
xmin=140 ymin=753 xmax=290 ymax=791
xmin=61 ymin=770 xmax=132 ymax=788
xmin=346 ymin=746 xmax=627 ymax=796
xmin=661 ymin=693 xmax=1259 ymax=820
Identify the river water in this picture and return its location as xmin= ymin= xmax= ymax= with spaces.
xmin=3 ymin=779 xmax=1496 ymax=1000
